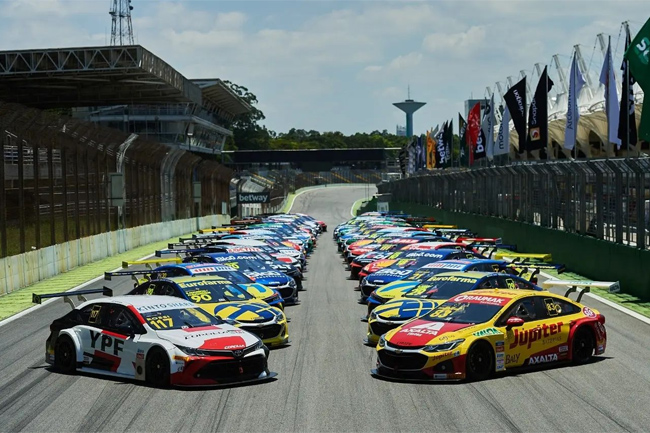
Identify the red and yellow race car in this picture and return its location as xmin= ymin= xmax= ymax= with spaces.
xmin=372 ymin=284 xmax=609 ymax=382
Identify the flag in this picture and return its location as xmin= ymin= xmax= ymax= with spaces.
xmin=495 ymin=105 xmax=510 ymax=156
xmin=445 ymin=119 xmax=453 ymax=168
xmin=415 ymin=135 xmax=423 ymax=171
xmin=436 ymin=121 xmax=448 ymax=168
xmin=624 ymin=18 xmax=650 ymax=141
xmin=407 ymin=137 xmax=417 ymax=174
xmin=599 ymin=37 xmax=621 ymax=148
xmin=419 ymin=134 xmax=427 ymax=170
xmin=527 ymin=66 xmax=554 ymax=152
xmin=398 ymin=140 xmax=407 ymax=175
xmin=480 ymin=94 xmax=496 ymax=160
xmin=618 ymin=25 xmax=638 ymax=150
xmin=467 ymin=102 xmax=482 ymax=165
xmin=503 ymin=77 xmax=527 ymax=153
xmin=458 ymin=114 xmax=468 ymax=166
xmin=426 ymin=130 xmax=435 ymax=169
xmin=564 ymin=52 xmax=586 ymax=150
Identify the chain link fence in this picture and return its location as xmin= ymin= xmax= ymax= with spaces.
xmin=0 ymin=102 xmax=232 ymax=258
xmin=379 ymin=159 xmax=650 ymax=249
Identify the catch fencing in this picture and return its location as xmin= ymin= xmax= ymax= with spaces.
xmin=0 ymin=102 xmax=232 ymax=259
xmin=379 ymin=158 xmax=650 ymax=249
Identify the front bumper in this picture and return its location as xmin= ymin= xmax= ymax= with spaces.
xmin=372 ymin=347 xmax=466 ymax=382
xmin=170 ymin=353 xmax=276 ymax=386
xmin=240 ymin=322 xmax=290 ymax=348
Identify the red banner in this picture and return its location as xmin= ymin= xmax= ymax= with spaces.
xmin=467 ymin=102 xmax=481 ymax=166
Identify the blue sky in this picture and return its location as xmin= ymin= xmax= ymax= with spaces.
xmin=0 ymin=0 xmax=646 ymax=135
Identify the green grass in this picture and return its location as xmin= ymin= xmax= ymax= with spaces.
xmin=0 ymin=234 xmax=186 ymax=321
xmin=351 ymin=197 xmax=373 ymax=216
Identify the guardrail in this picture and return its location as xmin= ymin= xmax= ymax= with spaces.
xmin=379 ymin=158 xmax=650 ymax=250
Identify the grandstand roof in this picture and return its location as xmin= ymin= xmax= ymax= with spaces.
xmin=0 ymin=45 xmax=251 ymax=118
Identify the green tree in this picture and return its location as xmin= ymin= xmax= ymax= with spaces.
xmin=222 ymin=80 xmax=271 ymax=151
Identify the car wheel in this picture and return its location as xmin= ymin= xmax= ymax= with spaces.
xmin=146 ymin=347 xmax=171 ymax=388
xmin=572 ymin=327 xmax=595 ymax=364
xmin=54 ymin=335 xmax=77 ymax=374
xmin=466 ymin=341 xmax=494 ymax=382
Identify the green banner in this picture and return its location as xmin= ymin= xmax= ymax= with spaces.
xmin=625 ymin=17 xmax=650 ymax=140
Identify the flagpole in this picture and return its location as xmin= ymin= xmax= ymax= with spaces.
xmin=624 ymin=22 xmax=630 ymax=159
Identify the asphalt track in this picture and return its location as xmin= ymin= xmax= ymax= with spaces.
xmin=1 ymin=185 xmax=650 ymax=432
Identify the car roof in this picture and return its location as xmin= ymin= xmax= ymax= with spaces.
xmin=433 ymin=271 xmax=494 ymax=279
xmin=457 ymin=288 xmax=539 ymax=301
xmin=159 ymin=275 xmax=231 ymax=284
xmin=88 ymin=295 xmax=196 ymax=312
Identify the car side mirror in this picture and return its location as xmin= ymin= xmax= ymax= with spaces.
xmin=505 ymin=316 xmax=525 ymax=329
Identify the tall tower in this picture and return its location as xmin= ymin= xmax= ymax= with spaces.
xmin=393 ymin=87 xmax=426 ymax=137
xmin=110 ymin=0 xmax=135 ymax=46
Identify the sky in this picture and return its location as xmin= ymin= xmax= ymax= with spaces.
xmin=0 ymin=0 xmax=647 ymax=135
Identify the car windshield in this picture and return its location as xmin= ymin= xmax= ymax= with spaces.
xmin=142 ymin=307 xmax=221 ymax=330
xmin=176 ymin=280 xmax=253 ymax=303
xmin=420 ymin=301 xmax=503 ymax=324
xmin=403 ymin=276 xmax=479 ymax=300
xmin=212 ymin=271 xmax=253 ymax=284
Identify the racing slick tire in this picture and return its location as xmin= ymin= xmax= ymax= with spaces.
xmin=571 ymin=326 xmax=595 ymax=364
xmin=146 ymin=347 xmax=171 ymax=388
xmin=54 ymin=335 xmax=77 ymax=374
xmin=465 ymin=341 xmax=494 ymax=382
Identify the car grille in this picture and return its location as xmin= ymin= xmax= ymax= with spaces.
xmin=370 ymin=321 xmax=398 ymax=337
xmin=378 ymin=351 xmax=428 ymax=370
xmin=195 ymin=355 xmax=267 ymax=382
xmin=276 ymin=286 xmax=295 ymax=299
xmin=240 ymin=324 xmax=283 ymax=340
xmin=361 ymin=284 xmax=382 ymax=297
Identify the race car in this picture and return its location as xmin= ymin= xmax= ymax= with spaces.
xmin=35 ymin=290 xmax=276 ymax=387
xmin=365 ymin=259 xmax=540 ymax=314
xmin=185 ymin=253 xmax=301 ymax=301
xmin=372 ymin=285 xmax=610 ymax=382
xmin=129 ymin=276 xmax=290 ymax=347
xmin=105 ymin=262 xmax=286 ymax=308
xmin=365 ymin=271 xmax=542 ymax=345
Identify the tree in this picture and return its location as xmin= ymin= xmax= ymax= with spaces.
xmin=222 ymin=80 xmax=271 ymax=151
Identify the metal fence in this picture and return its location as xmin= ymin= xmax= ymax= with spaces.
xmin=0 ymin=102 xmax=232 ymax=258
xmin=379 ymin=159 xmax=650 ymax=249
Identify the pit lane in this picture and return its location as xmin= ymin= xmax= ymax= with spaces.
xmin=0 ymin=185 xmax=649 ymax=432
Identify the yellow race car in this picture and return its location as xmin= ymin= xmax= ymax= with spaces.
xmin=129 ymin=275 xmax=289 ymax=348
xmin=372 ymin=286 xmax=608 ymax=382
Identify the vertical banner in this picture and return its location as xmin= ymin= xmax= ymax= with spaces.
xmin=527 ymin=66 xmax=554 ymax=152
xmin=618 ymin=25 xmax=638 ymax=150
xmin=426 ymin=130 xmax=436 ymax=169
xmin=445 ymin=119 xmax=453 ymax=168
xmin=467 ymin=102 xmax=482 ymax=165
xmin=481 ymin=94 xmax=496 ymax=160
xmin=564 ymin=53 xmax=586 ymax=151
xmin=599 ymin=37 xmax=620 ymax=148
xmin=494 ymin=105 xmax=510 ymax=156
xmin=458 ymin=114 xmax=468 ymax=167
xmin=398 ymin=140 xmax=407 ymax=175
xmin=503 ymin=77 xmax=527 ymax=154
xmin=624 ymin=17 xmax=650 ymax=141
xmin=435 ymin=121 xmax=447 ymax=168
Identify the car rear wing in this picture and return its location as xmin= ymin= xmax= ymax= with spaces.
xmin=541 ymin=279 xmax=621 ymax=303
xmin=458 ymin=237 xmax=503 ymax=245
xmin=104 ymin=269 xmax=153 ymax=282
xmin=423 ymin=224 xmax=457 ymax=229
xmin=154 ymin=247 xmax=218 ymax=257
xmin=32 ymin=287 xmax=113 ymax=309
xmin=199 ymin=227 xmax=234 ymax=234
xmin=509 ymin=266 xmax=541 ymax=283
xmin=494 ymin=252 xmax=552 ymax=262
xmin=121 ymin=258 xmax=181 ymax=269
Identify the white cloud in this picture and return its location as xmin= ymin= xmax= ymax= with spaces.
xmin=422 ymin=26 xmax=487 ymax=58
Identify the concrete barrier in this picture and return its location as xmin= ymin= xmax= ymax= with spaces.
xmin=0 ymin=214 xmax=230 ymax=295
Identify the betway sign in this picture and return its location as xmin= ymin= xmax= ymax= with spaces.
xmin=237 ymin=192 xmax=270 ymax=204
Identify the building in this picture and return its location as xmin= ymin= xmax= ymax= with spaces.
xmin=396 ymin=125 xmax=406 ymax=136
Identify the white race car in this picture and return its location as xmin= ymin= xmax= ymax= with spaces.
xmin=35 ymin=289 xmax=276 ymax=387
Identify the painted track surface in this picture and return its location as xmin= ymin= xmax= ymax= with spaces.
xmin=1 ymin=185 xmax=650 ymax=432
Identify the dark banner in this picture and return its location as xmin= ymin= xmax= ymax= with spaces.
xmin=619 ymin=27 xmax=638 ymax=148
xmin=459 ymin=113 xmax=468 ymax=167
xmin=504 ymin=76 xmax=527 ymax=153
xmin=238 ymin=192 xmax=271 ymax=204
xmin=445 ymin=119 xmax=453 ymax=168
xmin=527 ymin=66 xmax=554 ymax=152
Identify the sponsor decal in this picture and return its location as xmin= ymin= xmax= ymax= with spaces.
xmin=473 ymin=327 xmax=502 ymax=337
xmin=405 ymin=252 xmax=445 ymax=259
xmin=136 ymin=301 xmax=199 ymax=312
xmin=422 ymin=262 xmax=465 ymax=270
xmin=528 ymin=353 xmax=558 ymax=365
xmin=433 ymin=374 xmax=448 ymax=379
xmin=407 ymin=322 xmax=445 ymax=336
xmin=190 ymin=267 xmax=218 ymax=273
xmin=428 ymin=275 xmax=478 ymax=284
xmin=582 ymin=307 xmax=596 ymax=318
xmin=505 ymin=353 xmax=520 ymax=364
xmin=89 ymin=330 xmax=124 ymax=356
xmin=374 ymin=269 xmax=412 ymax=277
xmin=452 ymin=350 xmax=461 ymax=357
xmin=595 ymin=322 xmax=606 ymax=340
xmin=237 ymin=192 xmax=270 ymax=204
xmin=450 ymin=294 xmax=509 ymax=305
xmin=510 ymin=322 xmax=564 ymax=349
xmin=558 ymin=345 xmax=569 ymax=353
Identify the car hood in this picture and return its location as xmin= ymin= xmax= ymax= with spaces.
xmin=386 ymin=320 xmax=475 ymax=347
xmin=208 ymin=301 xmax=281 ymax=323
xmin=240 ymin=282 xmax=278 ymax=298
xmin=372 ymin=299 xmax=441 ymax=321
xmin=374 ymin=280 xmax=420 ymax=299
xmin=367 ymin=268 xmax=415 ymax=284
xmin=243 ymin=270 xmax=290 ymax=285
xmin=156 ymin=324 xmax=257 ymax=350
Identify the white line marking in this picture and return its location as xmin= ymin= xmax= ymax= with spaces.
xmin=0 ymin=251 xmax=155 ymax=328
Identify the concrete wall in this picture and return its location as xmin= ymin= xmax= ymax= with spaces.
xmin=390 ymin=202 xmax=650 ymax=300
xmin=0 ymin=213 xmax=230 ymax=295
